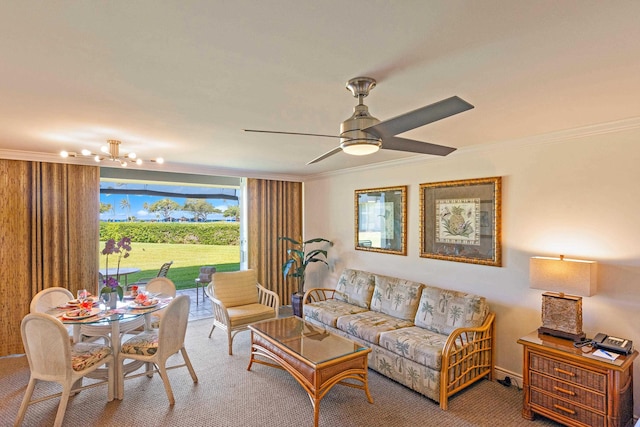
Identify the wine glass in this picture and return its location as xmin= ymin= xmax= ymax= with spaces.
xmin=77 ymin=289 xmax=88 ymax=302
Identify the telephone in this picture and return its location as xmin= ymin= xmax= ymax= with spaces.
xmin=592 ymin=333 xmax=633 ymax=355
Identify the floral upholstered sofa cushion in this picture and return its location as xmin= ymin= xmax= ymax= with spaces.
xmin=336 ymin=311 xmax=414 ymax=344
xmin=333 ymin=269 xmax=376 ymax=309
xmin=414 ymin=286 xmax=489 ymax=335
xmin=370 ymin=274 xmax=423 ymax=321
xmin=303 ymin=298 xmax=368 ymax=328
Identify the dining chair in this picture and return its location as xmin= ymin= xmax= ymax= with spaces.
xmin=15 ymin=313 xmax=114 ymax=427
xmin=118 ymin=294 xmax=198 ymax=405
xmin=30 ymin=287 xmax=74 ymax=313
xmin=145 ymin=277 xmax=177 ymax=328
xmin=129 ymin=260 xmax=174 ymax=288
xmin=205 ymin=269 xmax=280 ymax=355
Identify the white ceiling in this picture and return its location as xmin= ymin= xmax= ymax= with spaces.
xmin=1 ymin=1 xmax=639 ymax=179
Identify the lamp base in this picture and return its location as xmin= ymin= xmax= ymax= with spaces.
xmin=538 ymin=326 xmax=586 ymax=342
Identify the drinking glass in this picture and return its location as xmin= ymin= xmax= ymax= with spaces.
xmin=100 ymin=292 xmax=111 ymax=310
xmin=77 ymin=289 xmax=88 ymax=301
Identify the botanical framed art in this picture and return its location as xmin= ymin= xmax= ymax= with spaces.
xmin=419 ymin=177 xmax=501 ymax=266
xmin=355 ymin=185 xmax=407 ymax=256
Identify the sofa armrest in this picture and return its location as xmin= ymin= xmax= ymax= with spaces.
xmin=257 ymin=283 xmax=280 ymax=317
xmin=439 ymin=312 xmax=495 ymax=410
xmin=302 ymin=288 xmax=336 ymax=304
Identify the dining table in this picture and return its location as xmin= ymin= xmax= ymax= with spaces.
xmin=47 ymin=295 xmax=172 ymax=400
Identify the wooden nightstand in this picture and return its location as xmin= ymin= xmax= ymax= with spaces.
xmin=518 ymin=331 xmax=637 ymax=427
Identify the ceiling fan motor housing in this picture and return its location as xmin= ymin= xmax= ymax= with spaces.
xmin=340 ymin=103 xmax=382 ymax=153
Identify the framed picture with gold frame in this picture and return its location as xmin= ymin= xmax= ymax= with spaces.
xmin=419 ymin=177 xmax=501 ymax=266
xmin=355 ymin=185 xmax=407 ymax=256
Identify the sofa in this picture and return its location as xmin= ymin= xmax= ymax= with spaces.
xmin=302 ymin=268 xmax=495 ymax=410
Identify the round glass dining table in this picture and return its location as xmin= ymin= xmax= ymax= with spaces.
xmin=47 ymin=297 xmax=171 ymax=400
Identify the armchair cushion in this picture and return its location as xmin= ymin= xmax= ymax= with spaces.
xmin=211 ymin=270 xmax=259 ymax=307
xmin=227 ymin=303 xmax=276 ymax=327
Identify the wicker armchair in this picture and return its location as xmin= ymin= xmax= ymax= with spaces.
xmin=205 ymin=269 xmax=279 ymax=355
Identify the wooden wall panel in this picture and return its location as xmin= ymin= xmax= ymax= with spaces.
xmin=246 ymin=179 xmax=302 ymax=305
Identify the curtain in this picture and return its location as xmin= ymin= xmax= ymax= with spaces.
xmin=0 ymin=159 xmax=99 ymax=356
xmin=246 ymin=178 xmax=302 ymax=305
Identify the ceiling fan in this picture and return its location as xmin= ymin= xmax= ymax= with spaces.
xmin=245 ymin=77 xmax=474 ymax=164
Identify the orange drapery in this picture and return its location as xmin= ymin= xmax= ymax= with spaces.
xmin=246 ymin=178 xmax=302 ymax=305
xmin=0 ymin=159 xmax=99 ymax=356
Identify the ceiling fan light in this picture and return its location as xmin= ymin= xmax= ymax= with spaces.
xmin=341 ymin=140 xmax=381 ymax=156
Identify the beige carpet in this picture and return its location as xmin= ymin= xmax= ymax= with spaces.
xmin=1 ymin=318 xmax=562 ymax=427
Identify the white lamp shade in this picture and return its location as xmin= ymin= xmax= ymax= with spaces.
xmin=529 ymin=256 xmax=597 ymax=297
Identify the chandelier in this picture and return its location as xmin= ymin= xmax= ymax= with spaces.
xmin=60 ymin=139 xmax=164 ymax=167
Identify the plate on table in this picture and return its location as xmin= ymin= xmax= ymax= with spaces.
xmin=130 ymin=299 xmax=159 ymax=309
xmin=66 ymin=297 xmax=98 ymax=307
xmin=62 ymin=307 xmax=101 ymax=320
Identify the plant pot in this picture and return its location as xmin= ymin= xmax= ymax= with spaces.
xmin=291 ymin=293 xmax=304 ymax=318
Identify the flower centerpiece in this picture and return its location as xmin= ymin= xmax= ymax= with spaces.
xmin=100 ymin=236 xmax=132 ymax=301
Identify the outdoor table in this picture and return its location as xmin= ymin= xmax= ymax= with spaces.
xmin=99 ymin=267 xmax=142 ymax=286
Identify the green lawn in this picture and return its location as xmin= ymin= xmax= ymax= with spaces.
xmin=99 ymin=242 xmax=240 ymax=290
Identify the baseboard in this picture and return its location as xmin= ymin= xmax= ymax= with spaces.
xmin=494 ymin=365 xmax=523 ymax=390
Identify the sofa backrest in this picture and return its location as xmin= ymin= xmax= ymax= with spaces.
xmin=370 ymin=274 xmax=423 ymax=322
xmin=414 ymin=285 xmax=488 ymax=335
xmin=334 ymin=269 xmax=376 ymax=309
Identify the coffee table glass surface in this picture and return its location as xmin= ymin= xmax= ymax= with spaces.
xmin=250 ymin=316 xmax=367 ymax=364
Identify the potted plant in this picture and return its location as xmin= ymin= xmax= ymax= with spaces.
xmin=100 ymin=236 xmax=132 ymax=307
xmin=280 ymin=236 xmax=332 ymax=317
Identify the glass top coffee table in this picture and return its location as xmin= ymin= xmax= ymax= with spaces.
xmin=248 ymin=316 xmax=373 ymax=427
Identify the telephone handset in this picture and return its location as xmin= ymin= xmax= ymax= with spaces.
xmin=592 ymin=333 xmax=633 ymax=355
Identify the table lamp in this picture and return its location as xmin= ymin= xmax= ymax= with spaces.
xmin=529 ymin=255 xmax=597 ymax=341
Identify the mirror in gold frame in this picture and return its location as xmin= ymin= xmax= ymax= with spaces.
xmin=355 ymin=185 xmax=407 ymax=255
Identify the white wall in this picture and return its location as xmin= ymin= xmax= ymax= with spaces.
xmin=303 ymin=126 xmax=640 ymax=415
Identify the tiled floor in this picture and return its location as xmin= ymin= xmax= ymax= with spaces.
xmin=178 ymin=287 xmax=293 ymax=322
xmin=176 ymin=288 xmax=213 ymax=321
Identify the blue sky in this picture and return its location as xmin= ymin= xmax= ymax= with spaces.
xmin=99 ymin=182 xmax=239 ymax=221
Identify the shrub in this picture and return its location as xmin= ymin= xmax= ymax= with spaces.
xmin=100 ymin=222 xmax=240 ymax=245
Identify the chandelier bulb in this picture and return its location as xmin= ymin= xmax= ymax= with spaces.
xmin=60 ymin=140 xmax=163 ymax=167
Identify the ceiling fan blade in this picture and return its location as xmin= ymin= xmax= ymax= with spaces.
xmin=307 ymin=147 xmax=343 ymax=165
xmin=382 ymin=136 xmax=456 ymax=156
xmin=244 ymin=129 xmax=338 ymax=139
xmin=364 ymin=96 xmax=473 ymax=138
